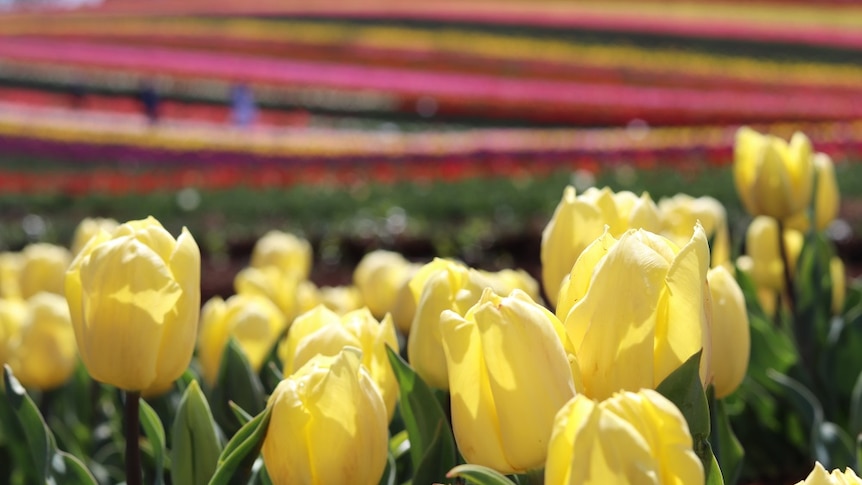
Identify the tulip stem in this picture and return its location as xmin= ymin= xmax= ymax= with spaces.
xmin=776 ymin=220 xmax=797 ymax=317
xmin=124 ymin=391 xmax=142 ymax=485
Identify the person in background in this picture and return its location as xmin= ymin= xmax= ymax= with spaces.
xmin=139 ymin=80 xmax=160 ymax=124
xmin=230 ymin=82 xmax=257 ymax=128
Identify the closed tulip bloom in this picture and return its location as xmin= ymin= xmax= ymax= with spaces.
xmin=65 ymin=217 xmax=200 ymax=391
xmin=0 ymin=298 xmax=28 ymax=365
xmin=198 ymin=294 xmax=286 ymax=386
xmin=407 ymin=259 xmax=496 ymax=390
xmin=250 ymin=230 xmax=312 ymax=280
xmin=440 ymin=289 xmax=579 ymax=474
xmin=734 ymin=127 xmax=814 ymax=221
xmin=353 ymin=250 xmax=418 ymax=319
xmin=795 ymin=462 xmax=862 ymax=485
xmin=558 ymin=225 xmax=711 ymax=400
xmin=279 ymin=306 xmax=399 ymax=420
xmin=541 ymin=186 xmax=661 ymax=309
xmin=235 ymin=266 xmax=301 ymax=321
xmin=659 ymin=194 xmax=731 ymax=267
xmin=546 ymin=390 xmax=703 ymax=485
xmin=0 ymin=252 xmax=23 ymax=300
xmin=737 ymin=216 xmax=804 ymax=292
xmin=8 ymin=293 xmax=77 ymax=391
xmin=262 ymin=348 xmax=388 ymax=485
xmin=71 ymin=217 xmax=119 ymax=256
xmin=20 ymin=243 xmax=71 ymax=299
xmin=707 ymin=266 xmax=750 ymax=398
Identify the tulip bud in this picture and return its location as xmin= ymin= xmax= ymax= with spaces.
xmin=353 ymin=250 xmax=418 ymax=319
xmin=20 ymin=243 xmax=71 ymax=299
xmin=557 ymin=225 xmax=711 ymax=400
xmin=546 ymin=390 xmax=703 ymax=484
xmin=71 ymin=217 xmax=119 ymax=256
xmin=65 ymin=216 xmax=200 ymax=391
xmin=0 ymin=252 xmax=23 ymax=300
xmin=707 ymin=266 xmax=750 ymax=398
xmin=197 ymin=294 xmax=286 ymax=386
xmin=832 ymin=257 xmax=846 ymax=315
xmin=659 ymin=194 xmax=731 ymax=267
xmin=279 ymin=306 xmax=399 ymax=420
xmin=250 ymin=230 xmax=312 ymax=280
xmin=541 ymin=186 xmax=661 ymax=309
xmin=733 ymin=127 xmax=814 ymax=221
xmin=813 ymin=153 xmax=840 ymax=231
xmin=234 ymin=266 xmax=301 ymax=321
xmin=407 ymin=259 xmax=495 ymax=389
xmin=440 ymin=289 xmax=578 ymax=474
xmin=738 ymin=216 xmax=804 ymax=292
xmin=478 ymin=268 xmax=542 ymax=303
xmin=8 ymin=293 xmax=77 ymax=391
xmin=262 ymin=348 xmax=388 ymax=485
xmin=795 ymin=462 xmax=862 ymax=485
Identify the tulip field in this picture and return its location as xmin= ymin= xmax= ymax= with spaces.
xmin=4 ymin=1 xmax=862 ymax=485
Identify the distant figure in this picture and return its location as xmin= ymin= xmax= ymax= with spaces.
xmin=230 ymin=83 xmax=257 ymax=128
xmin=139 ymin=81 xmax=160 ymax=124
xmin=69 ymin=79 xmax=87 ymax=110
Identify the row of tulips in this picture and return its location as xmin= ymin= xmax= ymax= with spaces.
xmin=0 ymin=126 xmax=859 ymax=484
xmin=2 ymin=36 xmax=860 ymax=126
xmin=5 ymin=17 xmax=862 ymax=94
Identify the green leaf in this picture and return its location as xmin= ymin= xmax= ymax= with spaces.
xmin=656 ymin=351 xmax=709 ymax=438
xmin=229 ymin=401 xmax=254 ymax=426
xmin=4 ymin=365 xmax=51 ymax=483
xmin=389 ymin=429 xmax=410 ymax=460
xmin=849 ymin=369 xmax=862 ymax=438
xmin=385 ymin=346 xmax=456 ymax=483
xmin=139 ymin=398 xmax=166 ymax=485
xmin=704 ymin=447 xmax=725 ymax=485
xmin=211 ymin=338 xmax=266 ymax=436
xmin=446 ymin=464 xmax=517 ymax=485
xmin=746 ymin=313 xmax=797 ymax=388
xmin=53 ymin=451 xmax=99 ymax=485
xmin=710 ymin=393 xmax=744 ymax=485
xmin=208 ymin=405 xmax=271 ymax=485
xmin=377 ymin=452 xmax=396 ymax=485
xmin=260 ymin=362 xmax=283 ymax=395
xmin=172 ymin=380 xmax=223 ymax=485
xmin=656 ymin=352 xmax=716 ymax=476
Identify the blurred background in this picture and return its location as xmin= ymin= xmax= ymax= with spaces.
xmin=1 ymin=0 xmax=861 ymax=299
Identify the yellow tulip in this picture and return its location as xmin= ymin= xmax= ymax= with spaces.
xmin=736 ymin=216 xmax=804 ymax=292
xmin=440 ymin=289 xmax=579 ymax=474
xmin=234 ymin=266 xmax=301 ymax=321
xmin=407 ymin=259 xmax=495 ymax=389
xmin=557 ymin=225 xmax=711 ymax=400
xmin=795 ymin=462 xmax=862 ymax=485
xmin=0 ymin=298 xmax=28 ymax=366
xmin=478 ymin=268 xmax=542 ymax=303
xmin=278 ymin=306 xmax=399 ymax=420
xmin=546 ymin=390 xmax=704 ymax=485
xmin=197 ymin=294 xmax=286 ymax=386
xmin=262 ymin=349 xmax=388 ymax=485
xmin=8 ymin=293 xmax=77 ymax=391
xmin=353 ymin=250 xmax=418 ymax=319
xmin=0 ymin=252 xmax=23 ymax=300
xmin=541 ymin=186 xmax=661 ymax=309
xmin=812 ymin=153 xmax=840 ymax=231
xmin=707 ymin=266 xmax=750 ymax=398
xmin=832 ymin=257 xmax=846 ymax=315
xmin=20 ymin=243 xmax=71 ymax=299
xmin=317 ymin=285 xmax=364 ymax=315
xmin=250 ymin=230 xmax=312 ymax=280
xmin=71 ymin=217 xmax=119 ymax=256
xmin=65 ymin=216 xmax=200 ymax=392
xmin=659 ymin=194 xmax=731 ymax=267
xmin=733 ymin=126 xmax=814 ymax=221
